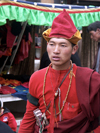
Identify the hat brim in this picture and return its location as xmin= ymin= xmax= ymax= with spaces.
xmin=42 ymin=28 xmax=82 ymax=45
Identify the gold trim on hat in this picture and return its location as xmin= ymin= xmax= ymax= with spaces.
xmin=42 ymin=28 xmax=81 ymax=45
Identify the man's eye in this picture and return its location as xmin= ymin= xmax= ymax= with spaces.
xmin=61 ymin=45 xmax=66 ymax=47
xmin=49 ymin=43 xmax=54 ymax=46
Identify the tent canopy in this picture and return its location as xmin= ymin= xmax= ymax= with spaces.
xmin=0 ymin=0 xmax=100 ymax=27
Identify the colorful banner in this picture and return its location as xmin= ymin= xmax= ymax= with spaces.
xmin=0 ymin=1 xmax=100 ymax=27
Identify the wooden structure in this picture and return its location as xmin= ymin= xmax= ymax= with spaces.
xmin=0 ymin=0 xmax=99 ymax=73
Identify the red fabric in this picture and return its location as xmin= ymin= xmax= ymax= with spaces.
xmin=29 ymin=33 xmax=33 ymax=43
xmin=0 ymin=110 xmax=17 ymax=132
xmin=14 ymin=37 xmax=31 ymax=64
xmin=19 ymin=100 xmax=37 ymax=133
xmin=15 ymin=39 xmax=26 ymax=64
xmin=24 ymin=41 xmax=29 ymax=58
xmin=34 ymin=112 xmax=88 ymax=133
xmin=21 ymin=82 xmax=29 ymax=88
xmin=5 ymin=24 xmax=16 ymax=48
xmin=0 ymin=77 xmax=21 ymax=86
xmin=19 ymin=64 xmax=80 ymax=133
xmin=0 ymin=77 xmax=6 ymax=84
xmin=49 ymin=9 xmax=77 ymax=39
xmin=19 ymin=64 xmax=100 ymax=133
xmin=7 ymin=79 xmax=21 ymax=86
xmin=0 ymin=86 xmax=16 ymax=94
xmin=94 ymin=126 xmax=100 ymax=133
xmin=3 ymin=79 xmax=21 ymax=86
xmin=0 ymin=48 xmax=12 ymax=58
xmin=76 ymin=66 xmax=100 ymax=132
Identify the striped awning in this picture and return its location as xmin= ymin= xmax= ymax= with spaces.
xmin=0 ymin=0 xmax=100 ymax=27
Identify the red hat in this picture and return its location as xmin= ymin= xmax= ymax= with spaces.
xmin=43 ymin=9 xmax=81 ymax=45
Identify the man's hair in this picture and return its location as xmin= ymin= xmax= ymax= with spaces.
xmin=72 ymin=43 xmax=76 ymax=47
xmin=87 ymin=21 xmax=100 ymax=32
xmin=0 ymin=101 xmax=1 ymax=109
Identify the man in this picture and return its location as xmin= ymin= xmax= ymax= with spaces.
xmin=19 ymin=9 xmax=100 ymax=133
xmin=87 ymin=21 xmax=100 ymax=133
xmin=87 ymin=21 xmax=100 ymax=74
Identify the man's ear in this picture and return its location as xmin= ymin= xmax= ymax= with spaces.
xmin=72 ymin=45 xmax=78 ymax=55
xmin=97 ymin=28 xmax=100 ymax=33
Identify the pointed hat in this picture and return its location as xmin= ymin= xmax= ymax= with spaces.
xmin=43 ymin=9 xmax=81 ymax=45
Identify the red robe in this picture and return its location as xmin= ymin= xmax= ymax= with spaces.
xmin=19 ymin=64 xmax=100 ymax=133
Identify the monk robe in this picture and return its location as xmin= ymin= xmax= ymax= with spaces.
xmin=19 ymin=64 xmax=100 ymax=133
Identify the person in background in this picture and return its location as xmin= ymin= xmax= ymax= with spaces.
xmin=87 ymin=21 xmax=100 ymax=133
xmin=0 ymin=101 xmax=17 ymax=133
xmin=87 ymin=21 xmax=100 ymax=74
xmin=19 ymin=9 xmax=100 ymax=133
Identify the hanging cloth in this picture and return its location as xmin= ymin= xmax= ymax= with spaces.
xmin=5 ymin=24 xmax=16 ymax=48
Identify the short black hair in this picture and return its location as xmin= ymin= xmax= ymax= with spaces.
xmin=0 ymin=101 xmax=1 ymax=108
xmin=87 ymin=21 xmax=100 ymax=32
xmin=72 ymin=43 xmax=76 ymax=47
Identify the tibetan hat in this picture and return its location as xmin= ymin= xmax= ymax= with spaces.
xmin=42 ymin=9 xmax=81 ymax=45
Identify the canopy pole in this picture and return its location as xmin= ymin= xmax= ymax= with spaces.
xmin=0 ymin=36 xmax=18 ymax=74
xmin=6 ymin=21 xmax=27 ymax=73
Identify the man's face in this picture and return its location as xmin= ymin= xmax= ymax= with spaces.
xmin=47 ymin=38 xmax=78 ymax=70
xmin=89 ymin=29 xmax=100 ymax=42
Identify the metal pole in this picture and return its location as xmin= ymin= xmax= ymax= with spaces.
xmin=6 ymin=21 xmax=27 ymax=73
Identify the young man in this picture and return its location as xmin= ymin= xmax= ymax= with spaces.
xmin=0 ymin=101 xmax=17 ymax=133
xmin=19 ymin=9 xmax=100 ymax=133
xmin=87 ymin=21 xmax=100 ymax=74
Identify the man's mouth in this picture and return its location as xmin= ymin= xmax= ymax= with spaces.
xmin=52 ymin=56 xmax=60 ymax=61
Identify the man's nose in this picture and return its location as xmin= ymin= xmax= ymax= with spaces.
xmin=54 ymin=45 xmax=60 ymax=53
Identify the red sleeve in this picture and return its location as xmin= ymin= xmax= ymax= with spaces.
xmin=94 ymin=126 xmax=100 ymax=133
xmin=7 ymin=112 xmax=17 ymax=132
xmin=18 ymin=100 xmax=37 ymax=133
xmin=19 ymin=71 xmax=42 ymax=133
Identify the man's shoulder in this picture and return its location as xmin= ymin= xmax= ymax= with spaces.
xmin=76 ymin=66 xmax=95 ymax=82
xmin=76 ymin=66 xmax=94 ymax=75
xmin=76 ymin=66 xmax=100 ymax=81
xmin=29 ymin=67 xmax=48 ymax=97
xmin=30 ymin=67 xmax=47 ymax=79
xmin=77 ymin=66 xmax=93 ymax=71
